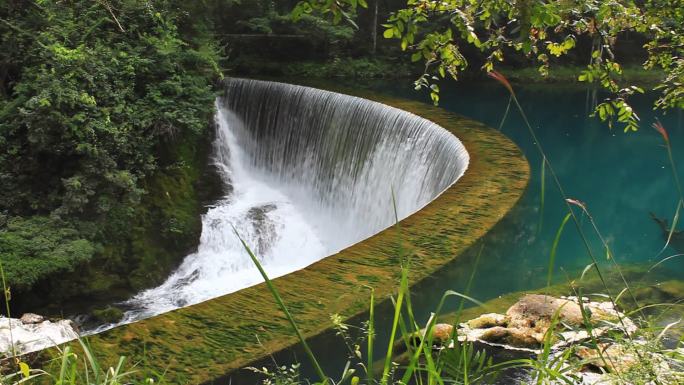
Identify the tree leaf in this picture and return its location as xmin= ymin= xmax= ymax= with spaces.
xmin=19 ymin=362 xmax=30 ymax=378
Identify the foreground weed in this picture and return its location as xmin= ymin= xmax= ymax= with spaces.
xmin=1 ymin=338 xmax=164 ymax=385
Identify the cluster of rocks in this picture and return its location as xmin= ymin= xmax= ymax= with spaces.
xmin=426 ymin=294 xmax=676 ymax=384
xmin=0 ymin=313 xmax=79 ymax=356
xmin=458 ymin=294 xmax=636 ymax=352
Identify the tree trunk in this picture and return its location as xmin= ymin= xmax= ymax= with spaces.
xmin=371 ymin=0 xmax=378 ymax=55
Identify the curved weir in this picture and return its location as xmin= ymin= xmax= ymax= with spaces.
xmin=110 ymin=79 xmax=468 ymax=325
xmin=60 ymin=81 xmax=529 ymax=384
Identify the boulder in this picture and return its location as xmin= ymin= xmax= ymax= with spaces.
xmin=91 ymin=306 xmax=124 ymax=324
xmin=575 ymin=343 xmax=638 ymax=374
xmin=431 ymin=323 xmax=454 ymax=343
xmin=506 ymin=294 xmax=583 ymax=330
xmin=477 ymin=326 xmax=541 ymax=346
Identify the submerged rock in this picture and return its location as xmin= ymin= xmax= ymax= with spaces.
xmin=575 ymin=343 xmax=639 ymax=374
xmin=561 ymin=341 xmax=678 ymax=385
xmin=632 ymin=280 xmax=684 ymax=305
xmin=0 ymin=316 xmax=78 ymax=356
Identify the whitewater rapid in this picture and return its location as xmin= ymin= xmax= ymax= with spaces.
xmin=88 ymin=79 xmax=469 ymax=333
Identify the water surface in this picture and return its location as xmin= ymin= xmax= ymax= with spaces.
xmin=378 ymin=80 xmax=684 ymax=300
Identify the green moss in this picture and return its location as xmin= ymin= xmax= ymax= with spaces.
xmin=91 ymin=306 xmax=124 ymax=324
xmin=103 ymin=132 xmax=215 ymax=292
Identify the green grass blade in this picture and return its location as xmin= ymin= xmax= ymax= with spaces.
xmin=462 ymin=343 xmax=469 ymax=385
xmin=547 ymin=213 xmax=571 ymax=287
xmin=614 ymin=287 xmax=629 ymax=304
xmin=402 ymin=269 xmax=419 ymax=334
xmin=656 ymin=199 xmax=682 ymax=258
xmin=454 ymin=243 xmax=485 ymax=322
xmin=648 ymin=253 xmax=684 ymax=272
xmin=78 ymin=338 xmax=102 ymax=384
xmin=497 ymin=94 xmax=512 ymax=131
xmin=366 ymin=288 xmax=375 ymax=382
xmin=232 ymin=226 xmax=328 ymax=384
xmin=380 ymin=267 xmax=407 ymax=385
xmin=666 ymin=142 xmax=684 ymax=203
xmin=391 ymin=296 xmax=413 ymax=354
xmin=538 ymin=155 xmax=546 ymax=234
xmin=58 ymin=346 xmax=71 ymax=384
xmin=401 ymin=290 xmax=484 ymax=384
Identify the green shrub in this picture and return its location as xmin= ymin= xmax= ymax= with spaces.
xmin=0 ymin=1 xmax=220 ymax=297
xmin=0 ymin=216 xmax=94 ymax=290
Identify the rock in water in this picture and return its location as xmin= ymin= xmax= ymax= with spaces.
xmin=0 ymin=316 xmax=79 ymax=356
xmin=19 ymin=313 xmax=45 ymax=325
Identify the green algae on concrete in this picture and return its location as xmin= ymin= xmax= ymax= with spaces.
xmin=69 ymin=85 xmax=531 ymax=383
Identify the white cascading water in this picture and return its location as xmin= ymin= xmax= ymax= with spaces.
xmin=89 ymin=79 xmax=469 ymax=333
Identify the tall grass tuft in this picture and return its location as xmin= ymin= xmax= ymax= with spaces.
xmin=1 ymin=338 xmax=165 ymax=385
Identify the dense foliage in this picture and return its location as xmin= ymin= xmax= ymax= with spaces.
xmin=0 ymin=216 xmax=94 ymax=291
xmin=0 ymin=1 xmax=219 ymax=293
xmin=1 ymin=0 xmax=217 ymax=217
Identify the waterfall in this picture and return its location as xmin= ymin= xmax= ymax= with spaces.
xmin=91 ymin=79 xmax=469 ymax=332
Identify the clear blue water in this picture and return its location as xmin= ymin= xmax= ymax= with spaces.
xmin=377 ymin=80 xmax=684 ymax=299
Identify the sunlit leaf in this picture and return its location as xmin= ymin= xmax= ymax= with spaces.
xmin=19 ymin=362 xmax=30 ymax=378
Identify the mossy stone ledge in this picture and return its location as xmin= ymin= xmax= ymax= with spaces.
xmin=59 ymin=83 xmax=530 ymax=383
